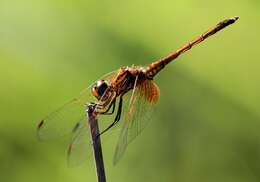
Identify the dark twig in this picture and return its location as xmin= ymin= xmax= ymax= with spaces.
xmin=87 ymin=103 xmax=106 ymax=182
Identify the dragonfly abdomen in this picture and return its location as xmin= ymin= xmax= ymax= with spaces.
xmin=144 ymin=60 xmax=166 ymax=79
xmin=144 ymin=17 xmax=239 ymax=79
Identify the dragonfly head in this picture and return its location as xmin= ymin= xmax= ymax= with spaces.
xmin=92 ymin=80 xmax=110 ymax=99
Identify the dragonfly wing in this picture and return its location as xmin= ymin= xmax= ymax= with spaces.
xmin=37 ymin=71 xmax=117 ymax=141
xmin=67 ymin=118 xmax=92 ymax=167
xmin=37 ymin=96 xmax=89 ymax=140
xmin=113 ymin=78 xmax=160 ymax=164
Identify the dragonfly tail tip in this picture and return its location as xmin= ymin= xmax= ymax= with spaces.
xmin=233 ymin=16 xmax=239 ymax=21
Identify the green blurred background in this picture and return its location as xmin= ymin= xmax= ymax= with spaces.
xmin=1 ymin=0 xmax=260 ymax=182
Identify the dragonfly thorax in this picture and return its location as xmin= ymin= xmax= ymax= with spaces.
xmin=92 ymin=80 xmax=110 ymax=99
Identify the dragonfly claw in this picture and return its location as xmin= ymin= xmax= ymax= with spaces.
xmin=86 ymin=103 xmax=96 ymax=112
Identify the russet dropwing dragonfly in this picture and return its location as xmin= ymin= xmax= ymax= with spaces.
xmin=37 ymin=17 xmax=239 ymax=165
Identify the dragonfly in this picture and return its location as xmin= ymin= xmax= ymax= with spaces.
xmin=37 ymin=17 xmax=239 ymax=166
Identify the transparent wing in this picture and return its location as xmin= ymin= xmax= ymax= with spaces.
xmin=37 ymin=71 xmax=117 ymax=140
xmin=67 ymin=94 xmax=123 ymax=167
xmin=67 ymin=118 xmax=92 ymax=167
xmin=113 ymin=78 xmax=160 ymax=164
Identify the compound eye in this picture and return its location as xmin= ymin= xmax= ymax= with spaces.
xmin=91 ymin=80 xmax=109 ymax=99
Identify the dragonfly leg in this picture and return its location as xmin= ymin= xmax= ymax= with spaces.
xmin=97 ymin=96 xmax=123 ymax=138
xmin=95 ymin=91 xmax=116 ymax=113
xmin=100 ymin=99 xmax=116 ymax=115
xmin=114 ymin=96 xmax=123 ymax=121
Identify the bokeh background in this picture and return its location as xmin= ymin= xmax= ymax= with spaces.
xmin=1 ymin=0 xmax=260 ymax=182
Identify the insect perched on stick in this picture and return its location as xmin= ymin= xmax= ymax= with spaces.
xmin=37 ymin=16 xmax=239 ymax=166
